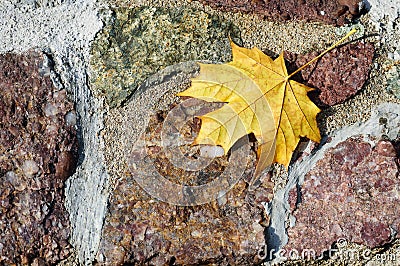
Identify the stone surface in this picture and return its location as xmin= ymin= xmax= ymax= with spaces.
xmin=285 ymin=136 xmax=399 ymax=257
xmin=266 ymin=103 xmax=400 ymax=265
xmin=198 ymin=0 xmax=363 ymax=26
xmin=0 ymin=52 xmax=78 ymax=264
xmin=98 ymin=93 xmax=274 ymax=264
xmin=97 ymin=176 xmax=272 ymax=265
xmin=1 ymin=1 xmax=111 ymax=264
xmin=90 ymin=6 xmax=241 ymax=108
xmin=2 ymin=0 xmax=400 ymax=265
xmin=99 ymin=61 xmax=280 ymax=264
xmin=385 ymin=61 xmax=400 ymax=99
xmin=286 ymin=41 xmax=375 ymax=106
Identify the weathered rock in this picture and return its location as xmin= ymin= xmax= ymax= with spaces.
xmin=98 ymin=131 xmax=271 ymax=263
xmin=385 ymin=61 xmax=400 ymax=99
xmin=97 ymin=176 xmax=271 ymax=265
xmin=286 ymin=41 xmax=375 ymax=106
xmin=0 ymin=52 xmax=77 ymax=264
xmin=89 ymin=6 xmax=241 ymax=108
xmin=99 ymin=73 xmax=275 ymax=264
xmin=286 ymin=136 xmax=399 ymax=257
xmin=198 ymin=0 xmax=363 ymax=26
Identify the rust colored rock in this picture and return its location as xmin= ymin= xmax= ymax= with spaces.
xmin=0 ymin=52 xmax=77 ymax=264
xmin=286 ymin=41 xmax=375 ymax=106
xmin=198 ymin=0 xmax=363 ymax=26
xmin=97 ymin=103 xmax=273 ymax=265
xmin=286 ymin=137 xmax=399 ymax=256
xmin=375 ymin=140 xmax=397 ymax=157
xmin=55 ymin=151 xmax=77 ymax=179
xmin=288 ymin=186 xmax=298 ymax=212
xmin=338 ymin=0 xmax=360 ymax=14
xmin=98 ymin=179 xmax=271 ymax=265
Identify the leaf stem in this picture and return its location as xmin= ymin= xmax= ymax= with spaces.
xmin=287 ymin=28 xmax=358 ymax=79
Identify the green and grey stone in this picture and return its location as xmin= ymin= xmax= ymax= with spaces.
xmin=385 ymin=62 xmax=400 ymax=99
xmin=89 ymin=6 xmax=241 ymax=108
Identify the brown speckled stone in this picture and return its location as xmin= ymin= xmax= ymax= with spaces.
xmin=0 ymin=52 xmax=77 ymax=264
xmin=198 ymin=0 xmax=363 ymax=26
xmin=286 ymin=41 xmax=375 ymax=106
xmin=96 ymin=101 xmax=274 ymax=265
xmin=286 ymin=137 xmax=399 ymax=257
xmin=97 ymin=177 xmax=272 ymax=265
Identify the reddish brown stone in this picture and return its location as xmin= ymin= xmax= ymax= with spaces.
xmin=288 ymin=186 xmax=298 ymax=212
xmin=198 ymin=0 xmax=363 ymax=26
xmin=338 ymin=0 xmax=360 ymax=14
xmin=376 ymin=140 xmax=397 ymax=157
xmin=286 ymin=136 xmax=399 ymax=257
xmin=286 ymin=41 xmax=375 ymax=106
xmin=360 ymin=221 xmax=391 ymax=248
xmin=55 ymin=151 xmax=77 ymax=179
xmin=97 ymin=102 xmax=273 ymax=265
xmin=0 ymin=52 xmax=77 ymax=264
xmin=98 ymin=177 xmax=271 ymax=265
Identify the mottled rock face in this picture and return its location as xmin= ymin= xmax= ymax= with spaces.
xmin=286 ymin=137 xmax=399 ymax=257
xmin=198 ymin=0 xmax=362 ymax=26
xmin=90 ymin=6 xmax=241 ymax=108
xmin=286 ymin=41 xmax=375 ymax=106
xmin=96 ymin=102 xmax=273 ymax=265
xmin=386 ymin=61 xmax=400 ymax=99
xmin=0 ymin=52 xmax=77 ymax=264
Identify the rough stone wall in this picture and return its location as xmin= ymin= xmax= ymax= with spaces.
xmin=1 ymin=0 xmax=400 ymax=265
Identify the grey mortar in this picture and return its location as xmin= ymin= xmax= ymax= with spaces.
xmin=0 ymin=1 xmax=107 ymax=264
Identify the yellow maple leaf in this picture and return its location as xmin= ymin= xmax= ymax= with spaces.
xmin=178 ymin=29 xmax=356 ymax=177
